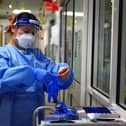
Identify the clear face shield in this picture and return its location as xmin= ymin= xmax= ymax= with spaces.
xmin=14 ymin=18 xmax=43 ymax=49
xmin=33 ymin=27 xmax=44 ymax=50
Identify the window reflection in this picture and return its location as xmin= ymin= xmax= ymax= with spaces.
xmin=65 ymin=0 xmax=73 ymax=67
xmin=93 ymin=0 xmax=112 ymax=96
xmin=73 ymin=0 xmax=83 ymax=82
xmin=60 ymin=9 xmax=66 ymax=62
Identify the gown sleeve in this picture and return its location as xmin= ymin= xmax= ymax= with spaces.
xmin=0 ymin=48 xmax=35 ymax=92
xmin=34 ymin=48 xmax=74 ymax=89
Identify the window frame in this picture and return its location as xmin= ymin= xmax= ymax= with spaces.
xmin=91 ymin=0 xmax=112 ymax=97
xmin=87 ymin=0 xmax=126 ymax=117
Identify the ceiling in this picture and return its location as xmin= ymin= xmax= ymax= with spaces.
xmin=0 ymin=0 xmax=65 ymax=18
xmin=0 ymin=0 xmax=44 ymax=18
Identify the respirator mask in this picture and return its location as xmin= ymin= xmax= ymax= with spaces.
xmin=16 ymin=33 xmax=35 ymax=49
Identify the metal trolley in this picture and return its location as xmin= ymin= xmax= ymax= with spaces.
xmin=33 ymin=106 xmax=126 ymax=126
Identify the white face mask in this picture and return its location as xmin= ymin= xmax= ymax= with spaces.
xmin=16 ymin=33 xmax=35 ymax=49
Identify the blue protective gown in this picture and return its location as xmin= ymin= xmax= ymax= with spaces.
xmin=0 ymin=45 xmax=73 ymax=126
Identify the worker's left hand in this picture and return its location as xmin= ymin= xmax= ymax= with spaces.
xmin=58 ymin=66 xmax=70 ymax=80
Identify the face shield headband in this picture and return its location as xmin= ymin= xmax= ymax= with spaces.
xmin=14 ymin=18 xmax=40 ymax=30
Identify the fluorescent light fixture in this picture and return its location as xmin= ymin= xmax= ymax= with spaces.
xmin=63 ymin=11 xmax=84 ymax=17
xmin=75 ymin=12 xmax=83 ymax=17
xmin=12 ymin=9 xmax=32 ymax=14
xmin=66 ymin=11 xmax=73 ymax=16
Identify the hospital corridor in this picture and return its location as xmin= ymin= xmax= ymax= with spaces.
xmin=0 ymin=0 xmax=126 ymax=126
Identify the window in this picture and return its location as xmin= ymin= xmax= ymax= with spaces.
xmin=73 ymin=0 xmax=83 ymax=82
xmin=117 ymin=0 xmax=126 ymax=108
xmin=60 ymin=7 xmax=66 ymax=62
xmin=60 ymin=0 xmax=74 ymax=106
xmin=60 ymin=0 xmax=83 ymax=106
xmin=65 ymin=0 xmax=74 ymax=67
xmin=92 ymin=0 xmax=112 ymax=96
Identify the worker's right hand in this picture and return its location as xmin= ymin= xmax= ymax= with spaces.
xmin=33 ymin=68 xmax=55 ymax=83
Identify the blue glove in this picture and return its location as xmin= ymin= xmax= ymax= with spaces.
xmin=47 ymin=77 xmax=60 ymax=103
xmin=33 ymin=68 xmax=55 ymax=83
xmin=55 ymin=101 xmax=75 ymax=117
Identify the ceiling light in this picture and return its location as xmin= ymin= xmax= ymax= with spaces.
xmin=9 ymin=4 xmax=12 ymax=9
xmin=12 ymin=9 xmax=32 ymax=14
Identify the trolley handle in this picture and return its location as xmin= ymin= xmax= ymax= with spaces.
xmin=33 ymin=106 xmax=56 ymax=126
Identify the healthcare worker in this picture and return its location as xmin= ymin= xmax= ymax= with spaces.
xmin=0 ymin=12 xmax=73 ymax=126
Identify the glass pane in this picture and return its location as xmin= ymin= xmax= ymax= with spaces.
xmin=63 ymin=0 xmax=74 ymax=106
xmin=118 ymin=0 xmax=126 ymax=107
xmin=73 ymin=0 xmax=83 ymax=82
xmin=65 ymin=0 xmax=73 ymax=67
xmin=60 ymin=9 xmax=66 ymax=62
xmin=93 ymin=0 xmax=112 ymax=96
